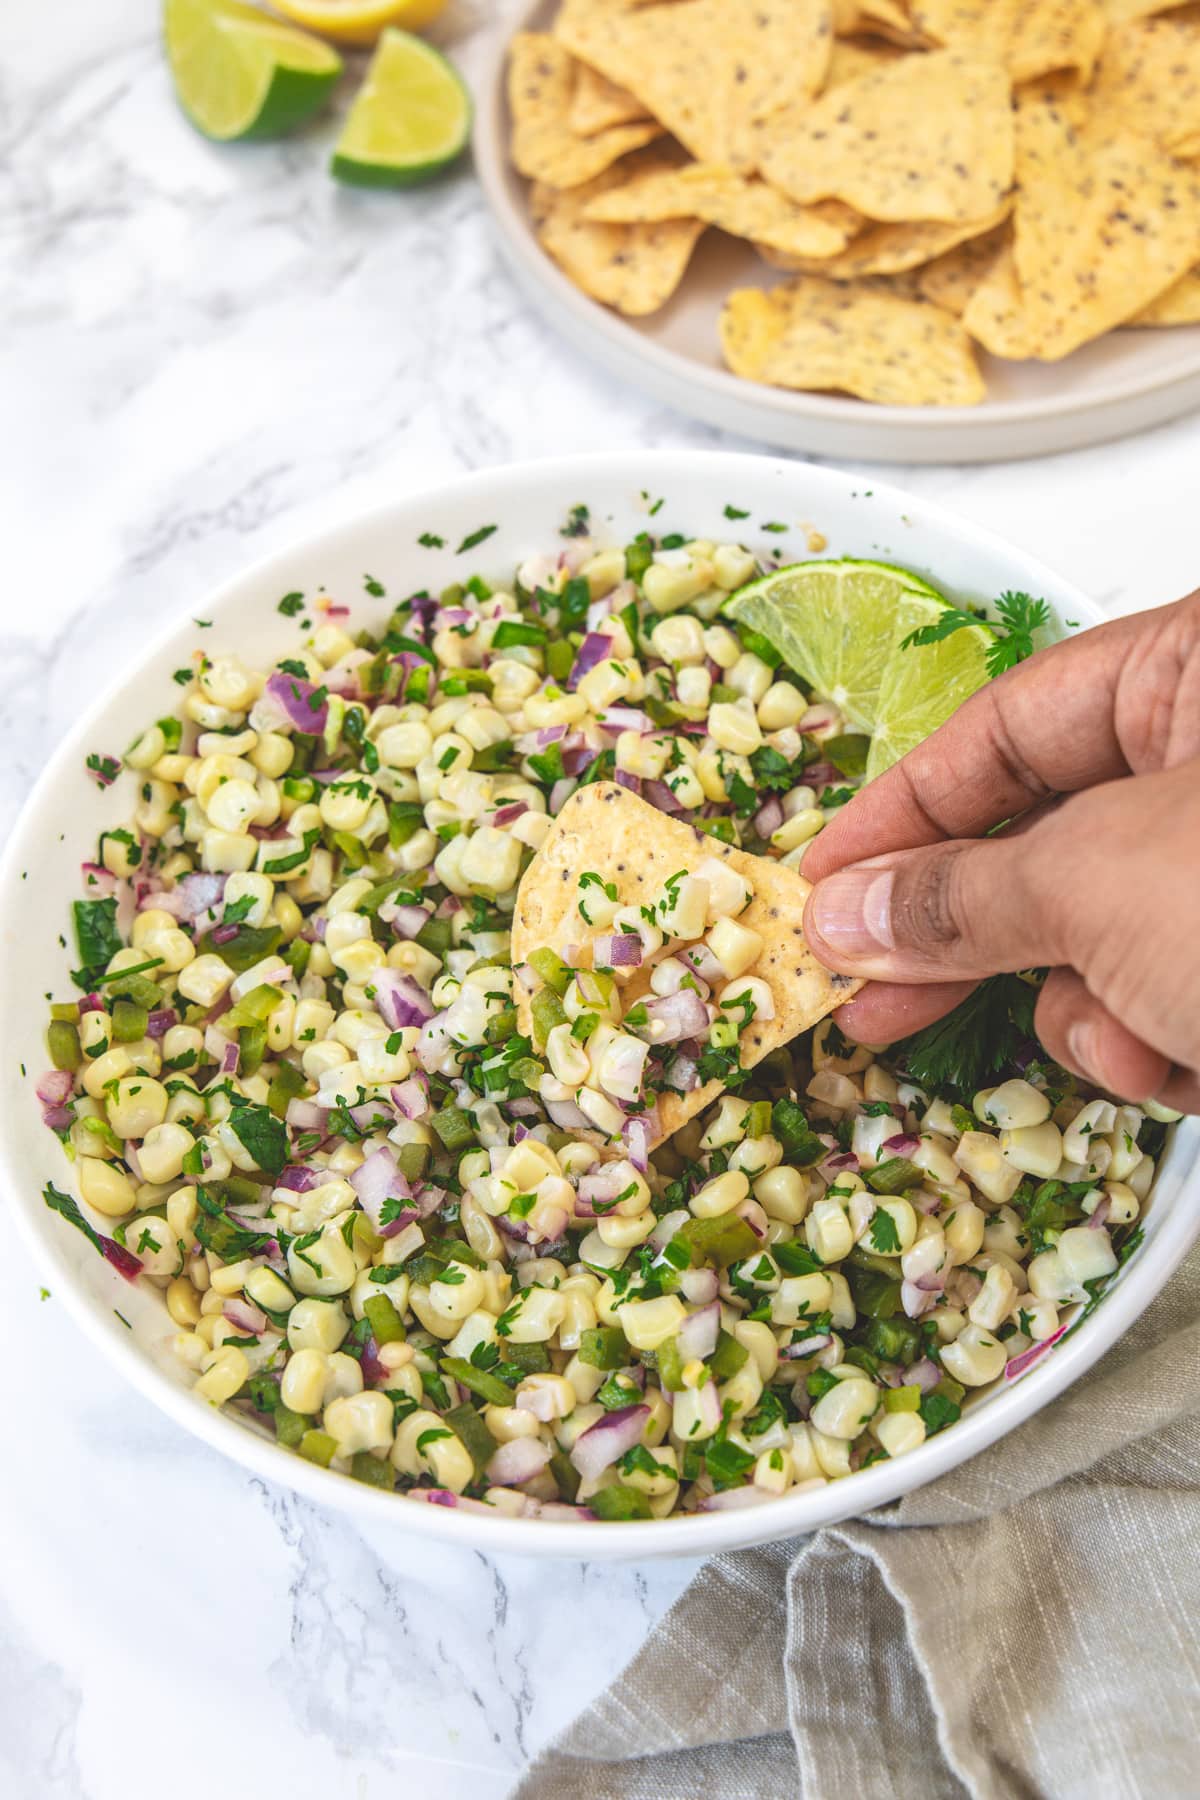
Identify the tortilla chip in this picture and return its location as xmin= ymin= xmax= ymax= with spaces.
xmin=825 ymin=35 xmax=909 ymax=85
xmin=511 ymin=783 xmax=861 ymax=1146
xmin=581 ymin=163 xmax=862 ymax=258
xmin=1104 ymin=0 xmax=1197 ymax=19
xmin=909 ymin=1 xmax=1108 ymax=83
xmin=721 ymin=276 xmax=985 ymax=404
xmin=556 ymin=0 xmax=834 ymax=171
xmin=568 ymin=63 xmax=652 ymax=136
xmin=531 ymin=159 xmax=706 ymax=315
xmin=963 ymin=120 xmax=1200 ymax=358
xmin=1087 ymin=17 xmax=1200 ymax=155
xmin=1132 ymin=266 xmax=1200 ymax=324
xmin=771 ymin=202 xmax=1013 ymax=280
xmin=916 ymin=223 xmax=1011 ymax=312
xmin=832 ymin=0 xmax=928 ymax=43
xmin=508 ymin=34 xmax=661 ymax=188
xmin=759 ymin=51 xmax=1015 ymax=223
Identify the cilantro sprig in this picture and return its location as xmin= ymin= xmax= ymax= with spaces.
xmin=900 ymin=591 xmax=1051 ymax=679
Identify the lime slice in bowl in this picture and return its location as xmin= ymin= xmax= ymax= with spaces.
xmin=866 ymin=602 xmax=993 ymax=779
xmin=330 ymin=29 xmax=471 ymax=186
xmin=163 ymin=0 xmax=342 ymax=141
xmin=725 ymin=558 xmax=943 ymax=732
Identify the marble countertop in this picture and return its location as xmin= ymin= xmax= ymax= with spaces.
xmin=3 ymin=3 xmax=1198 ymax=1796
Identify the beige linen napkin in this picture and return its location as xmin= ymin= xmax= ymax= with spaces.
xmin=518 ymin=1244 xmax=1200 ymax=1800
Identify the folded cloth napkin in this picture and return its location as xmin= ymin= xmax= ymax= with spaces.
xmin=518 ymin=1243 xmax=1200 ymax=1800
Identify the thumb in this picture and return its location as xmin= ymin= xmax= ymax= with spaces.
xmin=802 ymin=829 xmax=1082 ymax=984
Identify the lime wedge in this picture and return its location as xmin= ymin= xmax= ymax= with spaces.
xmin=866 ymin=602 xmax=992 ymax=780
xmin=330 ymin=29 xmax=471 ymax=186
xmin=164 ymin=0 xmax=342 ymax=141
xmin=725 ymin=558 xmax=943 ymax=731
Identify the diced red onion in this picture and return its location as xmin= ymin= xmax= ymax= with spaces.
xmin=344 ymin=1097 xmax=399 ymax=1133
xmin=821 ymin=1150 xmax=860 ymax=1176
xmin=435 ymin=894 xmax=462 ymax=918
xmin=681 ymin=942 xmax=727 ymax=985
xmin=902 ymin=1280 xmax=938 ymax=1319
xmin=1004 ymin=1325 xmax=1068 ymax=1381
xmin=410 ymin=1488 xmax=496 ymax=1515
xmin=549 ymin=778 xmax=577 ymax=814
xmin=567 ymin=632 xmax=615 ymax=690
xmin=907 ymin=1357 xmax=943 ymax=1393
xmin=210 ymin=923 xmax=239 ymax=947
xmin=285 ymin=1098 xmax=325 ymax=1131
xmin=487 ymin=1437 xmax=553 ymax=1487
xmin=205 ymin=1024 xmax=235 ymax=1066
xmin=37 ymin=1070 xmax=75 ymax=1107
xmin=220 ymin=1040 xmax=241 ymax=1074
xmin=544 ymin=1096 xmax=592 ymax=1132
xmin=102 ymin=1237 xmax=143 ymax=1282
xmin=372 ymin=968 xmax=435 ymax=1030
xmin=592 ymin=932 xmax=643 ymax=969
xmin=491 ymin=801 xmax=528 ymax=827
xmin=570 ymin=1404 xmax=649 ymax=1482
xmin=223 ymin=1297 xmax=267 ymax=1336
xmin=599 ymin=706 xmax=653 ymax=735
xmin=42 ymin=1104 xmax=74 ymax=1130
xmin=80 ymin=862 xmax=117 ymax=896
xmin=390 ymin=1076 xmax=430 ymax=1121
xmin=694 ymin=1380 xmax=722 ymax=1436
xmin=359 ymin=1337 xmax=391 ymax=1387
xmin=632 ymin=989 xmax=710 ymax=1046
xmin=78 ymin=993 xmax=105 ymax=1015
xmin=614 ymin=769 xmax=640 ymax=795
xmin=387 ymin=905 xmax=432 ymax=941
xmin=643 ymin=779 xmax=684 ymax=816
xmin=301 ymin=914 xmax=328 ymax=944
xmin=562 ymin=744 xmax=599 ymax=777
xmin=677 ymin=1300 xmax=720 ymax=1362
xmin=781 ymin=1331 xmax=833 ymax=1360
xmin=753 ymin=795 xmax=784 ymax=838
xmin=146 ymin=1008 xmax=177 ymax=1038
xmin=276 ymin=1165 xmax=325 ymax=1192
xmin=515 ymin=1382 xmax=570 ymax=1423
xmin=621 ymin=1109 xmax=657 ymax=1172
xmin=882 ymin=1132 xmax=921 ymax=1157
xmin=435 ymin=606 xmax=473 ymax=629
xmin=914 ymin=1267 xmax=948 ymax=1294
xmin=265 ymin=669 xmax=329 ymax=734
xmin=1087 ymin=1197 xmax=1111 ymax=1230
xmin=662 ymin=1053 xmax=700 ymax=1094
xmin=350 ymin=1146 xmax=411 ymax=1232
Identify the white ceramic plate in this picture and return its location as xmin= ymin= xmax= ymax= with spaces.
xmin=475 ymin=5 xmax=1200 ymax=465
xmin=4 ymin=451 xmax=1197 ymax=1560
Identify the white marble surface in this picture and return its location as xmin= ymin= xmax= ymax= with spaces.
xmin=3 ymin=3 xmax=1199 ymax=1796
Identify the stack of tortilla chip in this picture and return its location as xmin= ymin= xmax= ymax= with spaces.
xmin=506 ymin=0 xmax=1200 ymax=406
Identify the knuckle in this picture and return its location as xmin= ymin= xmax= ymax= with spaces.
xmin=889 ymin=847 xmax=975 ymax=957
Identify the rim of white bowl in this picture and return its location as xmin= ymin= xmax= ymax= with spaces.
xmin=4 ymin=449 xmax=1197 ymax=1560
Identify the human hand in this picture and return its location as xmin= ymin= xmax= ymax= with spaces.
xmin=801 ymin=591 xmax=1200 ymax=1114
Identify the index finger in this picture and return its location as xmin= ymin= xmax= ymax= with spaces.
xmin=803 ymin=595 xmax=1195 ymax=884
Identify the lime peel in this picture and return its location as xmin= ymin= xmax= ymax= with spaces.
xmin=164 ymin=0 xmax=342 ymax=142
xmin=331 ymin=28 xmax=472 ymax=187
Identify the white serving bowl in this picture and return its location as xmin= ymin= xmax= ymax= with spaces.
xmin=3 ymin=451 xmax=1196 ymax=1561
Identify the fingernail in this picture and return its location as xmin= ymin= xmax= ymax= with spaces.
xmin=1068 ymin=1021 xmax=1100 ymax=1076
xmin=809 ymin=870 xmax=895 ymax=958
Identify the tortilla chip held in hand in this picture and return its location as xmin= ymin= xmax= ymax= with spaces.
xmin=511 ymin=783 xmax=861 ymax=1149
